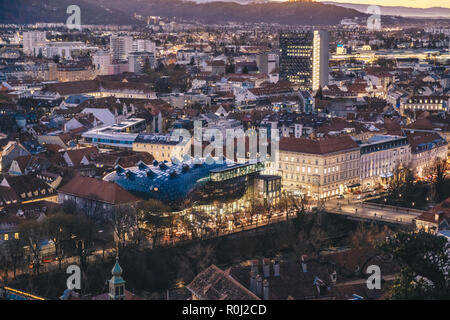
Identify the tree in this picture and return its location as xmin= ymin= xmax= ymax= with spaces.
xmin=242 ymin=66 xmax=249 ymax=74
xmin=44 ymin=212 xmax=79 ymax=270
xmin=136 ymin=199 xmax=172 ymax=248
xmin=19 ymin=221 xmax=45 ymax=276
xmin=379 ymin=230 xmax=450 ymax=299
xmin=53 ymin=54 xmax=60 ymax=64
xmin=177 ymin=243 xmax=216 ymax=283
xmin=350 ymin=223 xmax=391 ymax=249
xmin=428 ymin=158 xmax=448 ymax=202
xmin=110 ymin=205 xmax=138 ymax=252
xmin=5 ymin=237 xmax=24 ymax=279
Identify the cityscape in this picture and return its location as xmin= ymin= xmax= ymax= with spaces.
xmin=0 ymin=0 xmax=449 ymax=307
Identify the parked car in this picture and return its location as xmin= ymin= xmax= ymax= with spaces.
xmin=42 ymin=257 xmax=53 ymax=263
xmin=336 ymin=194 xmax=344 ymax=199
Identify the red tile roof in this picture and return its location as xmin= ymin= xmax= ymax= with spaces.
xmin=280 ymin=136 xmax=359 ymax=155
xmin=58 ymin=176 xmax=137 ymax=205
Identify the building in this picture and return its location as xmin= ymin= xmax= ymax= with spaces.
xmin=279 ymin=30 xmax=329 ymax=91
xmin=131 ymin=39 xmax=155 ymax=54
xmin=1 ymin=141 xmax=31 ymax=173
xmin=57 ymin=64 xmax=96 ymax=82
xmin=110 ymin=35 xmax=133 ymax=60
xmin=22 ymin=31 xmax=47 ymax=56
xmin=211 ymin=60 xmax=226 ymax=76
xmin=132 ymin=133 xmax=192 ymax=162
xmin=81 ymin=118 xmax=146 ymax=149
xmin=186 ymin=264 xmax=260 ymax=300
xmin=103 ymin=158 xmax=278 ymax=211
xmin=415 ymin=197 xmax=450 ymax=233
xmin=400 ymin=96 xmax=449 ymax=115
xmin=57 ymin=176 xmax=137 ymax=220
xmin=43 ymin=42 xmax=98 ymax=60
xmin=128 ymin=51 xmax=155 ymax=74
xmin=92 ymin=50 xmax=112 ymax=76
xmin=256 ymin=52 xmax=278 ymax=75
xmin=278 ymin=135 xmax=360 ymax=198
xmin=359 ymin=135 xmax=411 ymax=188
xmin=406 ymin=131 xmax=448 ymax=177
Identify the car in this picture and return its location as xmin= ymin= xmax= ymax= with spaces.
xmin=42 ymin=257 xmax=53 ymax=263
xmin=336 ymin=194 xmax=344 ymax=199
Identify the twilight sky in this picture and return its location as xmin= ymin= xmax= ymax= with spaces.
xmin=194 ymin=0 xmax=450 ymax=9
xmin=316 ymin=0 xmax=450 ymax=8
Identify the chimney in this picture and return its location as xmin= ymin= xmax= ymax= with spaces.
xmin=250 ymin=270 xmax=257 ymax=294
xmin=273 ymin=258 xmax=280 ymax=277
xmin=301 ymin=255 xmax=307 ymax=273
xmin=263 ymin=258 xmax=270 ymax=278
xmin=251 ymin=259 xmax=259 ymax=274
xmin=256 ymin=274 xmax=262 ymax=297
xmin=263 ymin=279 xmax=269 ymax=300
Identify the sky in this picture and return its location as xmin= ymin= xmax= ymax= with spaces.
xmin=192 ymin=0 xmax=450 ymax=9
xmin=316 ymin=0 xmax=450 ymax=9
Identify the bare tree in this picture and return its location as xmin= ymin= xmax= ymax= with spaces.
xmin=5 ymin=237 xmax=24 ymax=279
xmin=18 ymin=221 xmax=45 ymax=276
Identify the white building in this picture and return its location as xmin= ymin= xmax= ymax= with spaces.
xmin=43 ymin=42 xmax=98 ymax=60
xmin=128 ymin=51 xmax=155 ymax=74
xmin=110 ymin=35 xmax=133 ymax=60
xmin=132 ymin=39 xmax=156 ymax=54
xmin=92 ymin=50 xmax=112 ymax=75
xmin=359 ymin=135 xmax=411 ymax=187
xmin=23 ymin=31 xmax=47 ymax=56
xmin=312 ymin=30 xmax=330 ymax=92
xmin=81 ymin=118 xmax=146 ymax=149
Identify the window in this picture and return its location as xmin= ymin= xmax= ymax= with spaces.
xmin=4 ymin=234 xmax=8 ymax=241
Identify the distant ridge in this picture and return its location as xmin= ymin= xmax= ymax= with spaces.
xmin=0 ymin=0 xmax=368 ymax=26
xmin=322 ymin=2 xmax=450 ymax=18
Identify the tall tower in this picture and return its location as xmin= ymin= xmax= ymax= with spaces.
xmin=279 ymin=30 xmax=329 ymax=91
xmin=108 ymin=256 xmax=126 ymax=300
xmin=110 ymin=35 xmax=133 ymax=60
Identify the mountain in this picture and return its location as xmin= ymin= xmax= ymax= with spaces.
xmin=0 ymin=0 xmax=368 ymax=26
xmin=85 ymin=0 xmax=369 ymax=25
xmin=322 ymin=2 xmax=450 ymax=18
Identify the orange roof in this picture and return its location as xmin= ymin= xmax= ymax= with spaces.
xmin=58 ymin=176 xmax=137 ymax=205
xmin=280 ymin=136 xmax=359 ymax=155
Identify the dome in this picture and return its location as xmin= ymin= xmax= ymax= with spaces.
xmin=111 ymin=256 xmax=123 ymax=277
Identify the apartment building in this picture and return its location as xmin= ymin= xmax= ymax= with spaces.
xmin=359 ymin=135 xmax=411 ymax=187
xmin=278 ymin=135 xmax=360 ymax=199
xmin=406 ymin=131 xmax=448 ymax=177
xmin=132 ymin=133 xmax=192 ymax=162
xmin=400 ymin=96 xmax=449 ymax=115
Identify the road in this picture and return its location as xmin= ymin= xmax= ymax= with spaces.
xmin=323 ymin=195 xmax=422 ymax=225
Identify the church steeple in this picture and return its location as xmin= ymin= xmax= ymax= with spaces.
xmin=108 ymin=256 xmax=126 ymax=300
